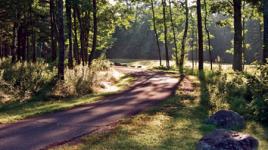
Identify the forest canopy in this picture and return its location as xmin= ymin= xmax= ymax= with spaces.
xmin=0 ymin=0 xmax=266 ymax=77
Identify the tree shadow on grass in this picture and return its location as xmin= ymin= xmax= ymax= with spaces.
xmin=158 ymin=73 xmax=215 ymax=145
xmin=153 ymin=74 xmax=215 ymax=149
xmin=198 ymin=71 xmax=211 ymax=115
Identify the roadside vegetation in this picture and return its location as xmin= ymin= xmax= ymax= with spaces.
xmin=52 ymin=72 xmax=268 ymax=150
xmin=186 ymin=63 xmax=268 ymax=123
xmin=0 ymin=58 xmax=134 ymax=123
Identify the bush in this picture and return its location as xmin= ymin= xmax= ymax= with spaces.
xmin=246 ymin=64 xmax=268 ymax=122
xmin=203 ymin=64 xmax=268 ymax=122
xmin=0 ymin=60 xmax=56 ymax=99
xmin=0 ymin=58 xmax=115 ymax=102
xmin=60 ymin=58 xmax=113 ymax=97
xmin=206 ymin=71 xmax=230 ymax=112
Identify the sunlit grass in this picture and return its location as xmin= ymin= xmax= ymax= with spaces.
xmin=0 ymin=94 xmax=101 ymax=124
xmin=110 ymin=59 xmax=167 ymax=69
xmin=110 ymin=59 xmax=258 ymax=74
xmin=52 ymin=75 xmax=268 ymax=150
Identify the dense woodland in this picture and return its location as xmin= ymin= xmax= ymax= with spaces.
xmin=0 ymin=0 xmax=268 ymax=149
xmin=0 ymin=0 xmax=267 ymax=73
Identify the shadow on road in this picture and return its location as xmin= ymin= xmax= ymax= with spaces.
xmin=0 ymin=70 xmax=181 ymax=150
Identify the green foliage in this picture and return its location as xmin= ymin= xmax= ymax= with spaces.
xmin=91 ymin=57 xmax=112 ymax=71
xmin=0 ymin=58 xmax=114 ymax=102
xmin=207 ymin=72 xmax=250 ymax=115
xmin=246 ymin=64 xmax=268 ymax=122
xmin=0 ymin=59 xmax=56 ymax=98
xmin=54 ymin=58 xmax=112 ymax=97
xmin=201 ymin=64 xmax=268 ymax=122
xmin=225 ymin=74 xmax=248 ymax=98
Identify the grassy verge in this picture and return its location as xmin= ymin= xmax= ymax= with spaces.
xmin=52 ymin=75 xmax=268 ymax=150
xmin=0 ymin=75 xmax=134 ymax=124
xmin=110 ymin=59 xmax=257 ymax=72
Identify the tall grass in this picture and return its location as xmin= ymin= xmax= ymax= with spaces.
xmin=0 ymin=58 xmax=116 ymax=103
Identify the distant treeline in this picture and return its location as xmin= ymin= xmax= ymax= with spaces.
xmin=107 ymin=14 xmax=262 ymax=64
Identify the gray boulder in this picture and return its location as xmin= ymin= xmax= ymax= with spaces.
xmin=207 ymin=110 xmax=245 ymax=129
xmin=197 ymin=129 xmax=259 ymax=150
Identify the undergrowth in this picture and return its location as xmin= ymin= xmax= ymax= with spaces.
xmin=186 ymin=63 xmax=268 ymax=123
xmin=0 ymin=58 xmax=116 ymax=103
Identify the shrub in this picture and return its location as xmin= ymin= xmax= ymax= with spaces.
xmin=0 ymin=58 xmax=115 ymax=102
xmin=246 ymin=64 xmax=268 ymax=122
xmin=61 ymin=58 xmax=113 ymax=97
xmin=207 ymin=71 xmax=229 ymax=112
xmin=203 ymin=64 xmax=268 ymax=122
xmin=0 ymin=60 xmax=56 ymax=98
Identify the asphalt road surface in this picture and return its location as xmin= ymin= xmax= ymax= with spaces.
xmin=0 ymin=67 xmax=179 ymax=150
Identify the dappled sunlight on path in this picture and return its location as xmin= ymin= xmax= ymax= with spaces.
xmin=0 ymin=68 xmax=180 ymax=150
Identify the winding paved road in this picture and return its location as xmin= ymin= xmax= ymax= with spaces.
xmin=0 ymin=67 xmax=179 ymax=150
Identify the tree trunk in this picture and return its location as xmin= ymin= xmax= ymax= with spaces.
xmin=0 ymin=43 xmax=2 ymax=60
xmin=242 ymin=16 xmax=246 ymax=69
xmin=241 ymin=1 xmax=246 ymax=70
xmin=26 ymin=35 xmax=30 ymax=62
xmin=84 ymin=11 xmax=90 ymax=64
xmin=162 ymin=0 xmax=170 ymax=68
xmin=180 ymin=0 xmax=189 ymax=73
xmin=32 ymin=31 xmax=36 ymax=63
xmin=57 ymin=0 xmax=65 ymax=80
xmin=21 ymin=25 xmax=26 ymax=61
xmin=0 ymin=43 xmax=3 ymax=59
xmin=66 ymin=0 xmax=73 ymax=69
xmin=263 ymin=0 xmax=268 ymax=63
xmin=88 ymin=0 xmax=97 ymax=65
xmin=11 ymin=23 xmax=17 ymax=63
xmin=204 ymin=0 xmax=212 ymax=70
xmin=191 ymin=34 xmax=195 ymax=71
xmin=50 ymin=0 xmax=57 ymax=62
xmin=168 ymin=0 xmax=179 ymax=68
xmin=77 ymin=8 xmax=85 ymax=66
xmin=233 ymin=0 xmax=243 ymax=71
xmin=190 ymin=13 xmax=195 ymax=72
xmin=17 ymin=26 xmax=22 ymax=61
xmin=197 ymin=0 xmax=203 ymax=71
xmin=73 ymin=5 xmax=80 ymax=64
xmin=30 ymin=2 xmax=36 ymax=63
xmin=150 ymin=0 xmax=162 ymax=66
xmin=4 ymin=43 xmax=9 ymax=57
xmin=195 ymin=22 xmax=198 ymax=68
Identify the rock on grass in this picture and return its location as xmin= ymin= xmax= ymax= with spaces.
xmin=197 ymin=129 xmax=259 ymax=150
xmin=207 ymin=110 xmax=245 ymax=130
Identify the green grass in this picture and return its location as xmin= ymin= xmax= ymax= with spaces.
xmin=110 ymin=59 xmax=258 ymax=73
xmin=52 ymin=75 xmax=268 ymax=150
xmin=110 ymin=59 xmax=165 ymax=69
xmin=0 ymin=94 xmax=101 ymax=124
xmin=0 ymin=75 xmax=134 ymax=124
